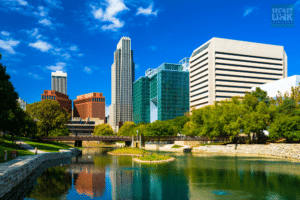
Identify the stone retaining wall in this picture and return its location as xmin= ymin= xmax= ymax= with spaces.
xmin=144 ymin=144 xmax=192 ymax=152
xmin=0 ymin=148 xmax=81 ymax=198
xmin=192 ymin=143 xmax=300 ymax=159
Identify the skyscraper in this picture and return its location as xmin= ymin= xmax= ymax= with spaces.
xmin=133 ymin=63 xmax=189 ymax=124
xmin=109 ymin=37 xmax=135 ymax=132
xmin=51 ymin=71 xmax=67 ymax=95
xmin=189 ymin=37 xmax=287 ymax=110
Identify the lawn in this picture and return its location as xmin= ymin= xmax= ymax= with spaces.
xmin=137 ymin=153 xmax=171 ymax=161
xmin=0 ymin=138 xmax=34 ymax=163
xmin=172 ymin=145 xmax=183 ymax=148
xmin=24 ymin=141 xmax=73 ymax=152
xmin=110 ymin=147 xmax=149 ymax=155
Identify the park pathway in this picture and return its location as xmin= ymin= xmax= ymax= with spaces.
xmin=16 ymin=141 xmax=47 ymax=154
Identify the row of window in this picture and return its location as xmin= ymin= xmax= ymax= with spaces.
xmin=215 ymin=51 xmax=283 ymax=61
xmin=215 ymin=90 xmax=246 ymax=94
xmin=191 ymin=90 xmax=208 ymax=98
xmin=190 ymin=101 xmax=209 ymax=108
xmin=191 ymin=84 xmax=208 ymax=93
xmin=215 ymin=68 xmax=282 ymax=76
xmin=42 ymin=95 xmax=56 ymax=100
xmin=190 ymin=57 xmax=208 ymax=71
xmin=215 ymin=57 xmax=282 ymax=66
xmin=191 ymin=95 xmax=208 ymax=103
xmin=191 ymin=79 xmax=208 ymax=88
xmin=215 ymin=85 xmax=251 ymax=89
xmin=191 ymin=73 xmax=208 ymax=83
xmin=92 ymin=98 xmax=105 ymax=102
xmin=190 ymin=68 xmax=208 ymax=79
xmin=215 ymin=73 xmax=279 ymax=80
xmin=215 ymin=62 xmax=283 ymax=71
xmin=191 ymin=42 xmax=210 ymax=57
xmin=215 ymin=79 xmax=265 ymax=84
xmin=190 ymin=51 xmax=208 ymax=65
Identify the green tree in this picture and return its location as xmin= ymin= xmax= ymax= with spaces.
xmin=0 ymin=53 xmax=19 ymax=137
xmin=94 ymin=124 xmax=114 ymax=136
xmin=181 ymin=121 xmax=200 ymax=136
xmin=134 ymin=123 xmax=148 ymax=136
xmin=166 ymin=115 xmax=190 ymax=134
xmin=146 ymin=120 xmax=177 ymax=136
xmin=117 ymin=121 xmax=136 ymax=136
xmin=269 ymin=115 xmax=300 ymax=142
xmin=26 ymin=99 xmax=70 ymax=137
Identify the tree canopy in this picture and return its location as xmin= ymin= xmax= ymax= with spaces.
xmin=94 ymin=124 xmax=114 ymax=136
xmin=26 ymin=99 xmax=70 ymax=137
xmin=117 ymin=122 xmax=136 ymax=136
xmin=0 ymin=53 xmax=19 ymax=134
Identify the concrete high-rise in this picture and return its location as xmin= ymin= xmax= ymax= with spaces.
xmin=109 ymin=37 xmax=135 ymax=132
xmin=51 ymin=71 xmax=67 ymax=95
xmin=189 ymin=37 xmax=287 ymax=110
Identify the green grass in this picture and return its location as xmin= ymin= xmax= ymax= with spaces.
xmin=116 ymin=141 xmax=125 ymax=143
xmin=0 ymin=138 xmax=35 ymax=163
xmin=137 ymin=153 xmax=171 ymax=161
xmin=110 ymin=147 xmax=149 ymax=155
xmin=172 ymin=145 xmax=183 ymax=148
xmin=24 ymin=141 xmax=73 ymax=152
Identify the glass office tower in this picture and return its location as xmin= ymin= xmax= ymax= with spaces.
xmin=133 ymin=63 xmax=189 ymax=124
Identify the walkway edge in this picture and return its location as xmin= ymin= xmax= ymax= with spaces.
xmin=0 ymin=148 xmax=81 ymax=198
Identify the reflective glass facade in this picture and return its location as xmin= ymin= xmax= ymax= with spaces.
xmin=133 ymin=63 xmax=189 ymax=124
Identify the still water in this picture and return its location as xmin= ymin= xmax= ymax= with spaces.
xmin=19 ymin=148 xmax=300 ymax=200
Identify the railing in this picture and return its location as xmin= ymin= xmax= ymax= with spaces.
xmin=40 ymin=135 xmax=231 ymax=142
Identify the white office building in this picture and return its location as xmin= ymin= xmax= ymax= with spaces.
xmin=109 ymin=37 xmax=135 ymax=132
xmin=252 ymin=75 xmax=300 ymax=98
xmin=17 ymin=97 xmax=27 ymax=111
xmin=189 ymin=37 xmax=288 ymax=110
xmin=51 ymin=71 xmax=67 ymax=95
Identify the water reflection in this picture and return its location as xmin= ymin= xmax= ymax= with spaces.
xmin=21 ymin=149 xmax=300 ymax=200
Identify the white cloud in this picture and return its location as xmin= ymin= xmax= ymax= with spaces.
xmin=46 ymin=62 xmax=66 ymax=71
xmin=43 ymin=0 xmax=63 ymax=10
xmin=0 ymin=39 xmax=20 ymax=54
xmin=84 ymin=66 xmax=92 ymax=74
xmin=17 ymin=0 xmax=28 ymax=6
xmin=91 ymin=0 xmax=129 ymax=31
xmin=77 ymin=53 xmax=84 ymax=57
xmin=150 ymin=45 xmax=157 ymax=50
xmin=135 ymin=64 xmax=139 ymax=69
xmin=29 ymin=40 xmax=53 ymax=52
xmin=70 ymin=45 xmax=79 ymax=51
xmin=136 ymin=3 xmax=158 ymax=16
xmin=39 ymin=19 xmax=52 ymax=26
xmin=26 ymin=28 xmax=39 ymax=37
xmin=243 ymin=6 xmax=258 ymax=17
xmin=61 ymin=52 xmax=71 ymax=60
xmin=1 ymin=31 xmax=10 ymax=36
xmin=28 ymin=72 xmax=43 ymax=79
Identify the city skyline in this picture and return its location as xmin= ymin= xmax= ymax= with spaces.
xmin=1 ymin=0 xmax=300 ymax=116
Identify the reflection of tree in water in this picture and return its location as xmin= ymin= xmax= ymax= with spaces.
xmin=26 ymin=166 xmax=71 ymax=200
xmin=186 ymin=156 xmax=300 ymax=198
xmin=94 ymin=156 xmax=112 ymax=168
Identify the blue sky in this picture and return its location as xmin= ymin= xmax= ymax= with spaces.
xmin=1 ymin=0 xmax=300 ymax=116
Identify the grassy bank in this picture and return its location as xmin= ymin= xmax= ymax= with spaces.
xmin=172 ymin=145 xmax=183 ymax=148
xmin=0 ymin=138 xmax=34 ymax=163
xmin=24 ymin=141 xmax=74 ymax=152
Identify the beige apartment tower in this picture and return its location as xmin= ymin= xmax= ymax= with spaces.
xmin=189 ymin=37 xmax=287 ymax=110
xmin=109 ymin=37 xmax=135 ymax=132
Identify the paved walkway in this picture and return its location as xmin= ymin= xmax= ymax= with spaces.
xmin=16 ymin=140 xmax=47 ymax=154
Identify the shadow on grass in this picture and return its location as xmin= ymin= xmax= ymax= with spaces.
xmin=24 ymin=141 xmax=72 ymax=152
xmin=0 ymin=138 xmax=35 ymax=163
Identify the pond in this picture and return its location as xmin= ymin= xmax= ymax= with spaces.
xmin=10 ymin=148 xmax=300 ymax=199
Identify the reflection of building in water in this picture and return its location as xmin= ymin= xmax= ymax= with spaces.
xmin=69 ymin=164 xmax=106 ymax=198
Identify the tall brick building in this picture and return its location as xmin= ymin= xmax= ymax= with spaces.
xmin=73 ymin=92 xmax=105 ymax=122
xmin=41 ymin=90 xmax=72 ymax=114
